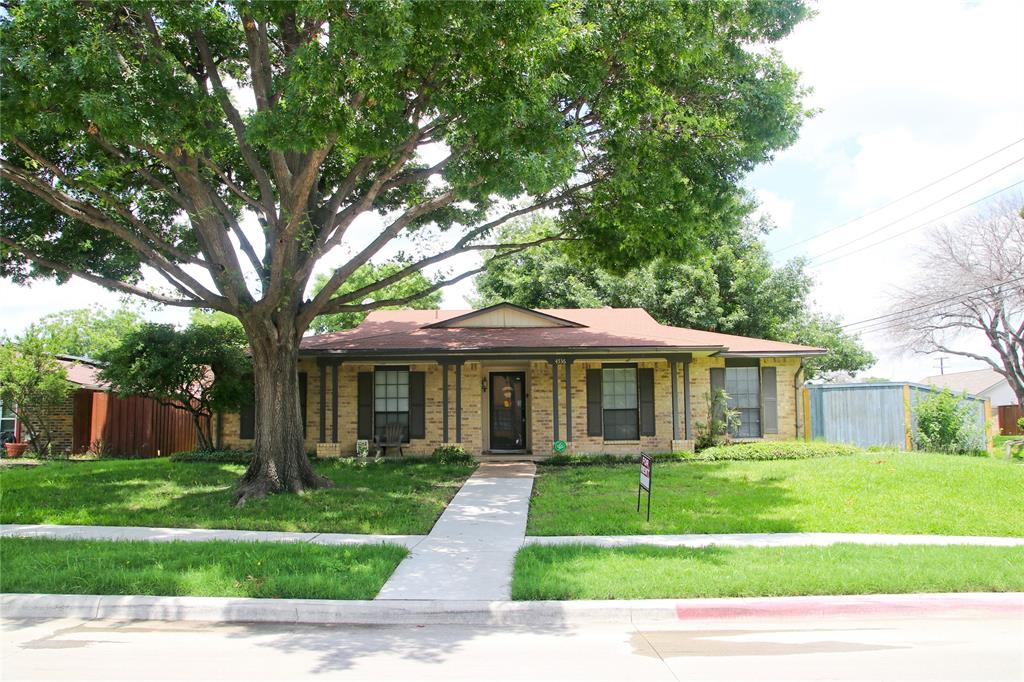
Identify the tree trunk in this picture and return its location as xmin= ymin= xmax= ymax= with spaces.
xmin=234 ymin=323 xmax=332 ymax=505
xmin=191 ymin=412 xmax=212 ymax=452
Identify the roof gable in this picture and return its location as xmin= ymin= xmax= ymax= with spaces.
xmin=422 ymin=303 xmax=585 ymax=329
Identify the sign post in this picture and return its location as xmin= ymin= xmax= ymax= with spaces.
xmin=637 ymin=453 xmax=652 ymax=522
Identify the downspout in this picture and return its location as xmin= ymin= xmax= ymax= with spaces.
xmin=794 ymin=358 xmax=805 ymax=440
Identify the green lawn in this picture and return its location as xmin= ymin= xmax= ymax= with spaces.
xmin=0 ymin=537 xmax=407 ymax=600
xmin=0 ymin=458 xmax=475 ymax=534
xmin=528 ymin=451 xmax=1024 ymax=537
xmin=512 ymin=543 xmax=1024 ymax=600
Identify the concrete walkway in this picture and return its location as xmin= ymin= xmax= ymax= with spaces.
xmin=0 ymin=524 xmax=424 ymax=550
xmin=376 ymin=462 xmax=536 ymax=601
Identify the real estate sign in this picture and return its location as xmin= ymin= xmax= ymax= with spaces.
xmin=637 ymin=453 xmax=652 ymax=521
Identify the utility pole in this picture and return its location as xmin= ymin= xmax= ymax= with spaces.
xmin=935 ymin=356 xmax=949 ymax=375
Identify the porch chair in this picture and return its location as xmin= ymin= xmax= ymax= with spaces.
xmin=374 ymin=422 xmax=405 ymax=458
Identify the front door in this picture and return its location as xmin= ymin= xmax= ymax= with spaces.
xmin=489 ymin=372 xmax=526 ymax=451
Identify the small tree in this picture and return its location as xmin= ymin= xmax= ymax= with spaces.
xmin=913 ymin=389 xmax=984 ymax=455
xmin=100 ymin=323 xmax=250 ymax=451
xmin=0 ymin=329 xmax=72 ymax=456
xmin=694 ymin=388 xmax=740 ymax=451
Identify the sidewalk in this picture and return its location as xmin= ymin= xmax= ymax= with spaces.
xmin=0 ymin=524 xmax=424 ymax=549
xmin=376 ymin=461 xmax=536 ymax=601
xmin=5 ymin=523 xmax=1022 ymax=549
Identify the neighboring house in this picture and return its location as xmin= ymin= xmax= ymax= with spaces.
xmin=6 ymin=356 xmax=196 ymax=457
xmin=919 ymin=368 xmax=1018 ymax=407
xmin=221 ymin=304 xmax=825 ymax=457
xmin=919 ymin=368 xmax=1020 ymax=434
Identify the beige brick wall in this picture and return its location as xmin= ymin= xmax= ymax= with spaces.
xmin=220 ymin=359 xmax=484 ymax=456
xmin=688 ymin=355 xmax=802 ymax=441
xmin=219 ymin=355 xmax=804 ymax=457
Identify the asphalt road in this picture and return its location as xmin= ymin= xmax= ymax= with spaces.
xmin=2 ymin=611 xmax=1022 ymax=681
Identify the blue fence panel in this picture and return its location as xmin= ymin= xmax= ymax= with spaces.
xmin=806 ymin=382 xmax=989 ymax=451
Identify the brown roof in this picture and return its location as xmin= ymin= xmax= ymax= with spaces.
xmin=918 ymin=368 xmax=1005 ymax=396
xmin=300 ymin=306 xmax=825 ymax=357
xmin=57 ymin=357 xmax=107 ymax=389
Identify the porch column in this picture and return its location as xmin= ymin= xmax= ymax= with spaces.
xmin=331 ymin=360 xmax=340 ymax=443
xmin=454 ymin=361 xmax=463 ymax=443
xmin=441 ymin=361 xmax=450 ymax=443
xmin=550 ymin=359 xmax=560 ymax=442
xmin=564 ymin=359 xmax=573 ymax=442
xmin=670 ymin=357 xmax=680 ymax=441
xmin=683 ymin=356 xmax=693 ymax=440
xmin=317 ymin=358 xmax=328 ymax=443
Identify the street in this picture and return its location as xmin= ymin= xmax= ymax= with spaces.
xmin=3 ymin=610 xmax=1022 ymax=681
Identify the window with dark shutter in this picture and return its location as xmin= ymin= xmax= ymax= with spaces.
xmin=298 ymin=372 xmax=308 ymax=438
xmin=761 ymin=366 xmax=778 ymax=434
xmin=239 ymin=374 xmax=255 ymax=439
xmin=602 ymin=364 xmax=639 ymax=440
xmin=724 ymin=359 xmax=761 ymax=438
xmin=357 ymin=372 xmax=373 ymax=440
xmin=408 ymin=371 xmax=426 ymax=439
xmin=638 ymin=367 xmax=656 ymax=436
xmin=586 ymin=368 xmax=603 ymax=437
xmin=374 ymin=367 xmax=411 ymax=442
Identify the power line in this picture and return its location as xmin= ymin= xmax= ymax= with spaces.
xmin=774 ymin=135 xmax=1024 ymax=253
xmin=807 ymin=157 xmax=1024 ymax=263
xmin=809 ymin=179 xmax=1024 ymax=268
xmin=842 ymin=275 xmax=1024 ymax=330
xmin=843 ymin=278 xmax=1024 ymax=337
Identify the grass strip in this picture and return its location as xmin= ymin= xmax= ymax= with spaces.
xmin=0 ymin=458 xmax=475 ymax=534
xmin=512 ymin=543 xmax=1024 ymax=600
xmin=0 ymin=537 xmax=408 ymax=600
xmin=528 ymin=452 xmax=1024 ymax=537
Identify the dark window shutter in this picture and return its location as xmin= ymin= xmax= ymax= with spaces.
xmin=638 ymin=367 xmax=656 ymax=436
xmin=357 ymin=372 xmax=373 ymax=440
xmin=761 ymin=366 xmax=778 ymax=434
xmin=298 ymin=372 xmax=308 ymax=438
xmin=408 ymin=371 xmax=426 ymax=439
xmin=586 ymin=368 xmax=603 ymax=437
xmin=239 ymin=375 xmax=255 ymax=439
xmin=710 ymin=367 xmax=726 ymax=424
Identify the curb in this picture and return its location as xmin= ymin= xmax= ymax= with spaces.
xmin=3 ymin=593 xmax=1021 ymax=627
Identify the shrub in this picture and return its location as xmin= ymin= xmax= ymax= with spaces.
xmin=692 ymin=441 xmax=863 ymax=461
xmin=170 ymin=449 xmax=253 ymax=464
xmin=540 ymin=452 xmax=690 ymax=466
xmin=430 ymin=445 xmax=475 ymax=465
xmin=913 ymin=389 xmax=984 ymax=455
xmin=693 ymin=388 xmax=739 ymax=451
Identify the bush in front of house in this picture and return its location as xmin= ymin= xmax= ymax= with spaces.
xmin=540 ymin=452 xmax=691 ymax=466
xmin=170 ymin=449 xmax=254 ymax=464
xmin=692 ymin=441 xmax=863 ymax=461
xmin=430 ymin=445 xmax=475 ymax=465
xmin=913 ymin=389 xmax=985 ymax=455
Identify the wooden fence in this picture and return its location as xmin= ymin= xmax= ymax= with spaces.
xmin=997 ymin=404 xmax=1023 ymax=435
xmin=73 ymin=390 xmax=200 ymax=457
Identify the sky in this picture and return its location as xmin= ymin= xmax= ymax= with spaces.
xmin=2 ymin=0 xmax=1022 ymax=382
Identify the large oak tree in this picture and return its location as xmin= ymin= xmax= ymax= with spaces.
xmin=1 ymin=0 xmax=810 ymax=502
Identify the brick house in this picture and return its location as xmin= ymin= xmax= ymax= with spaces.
xmin=220 ymin=304 xmax=825 ymax=457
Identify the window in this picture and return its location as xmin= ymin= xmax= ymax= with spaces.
xmin=602 ymin=365 xmax=638 ymax=440
xmin=374 ymin=368 xmax=409 ymax=442
xmin=0 ymin=400 xmax=16 ymax=441
xmin=725 ymin=365 xmax=761 ymax=438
